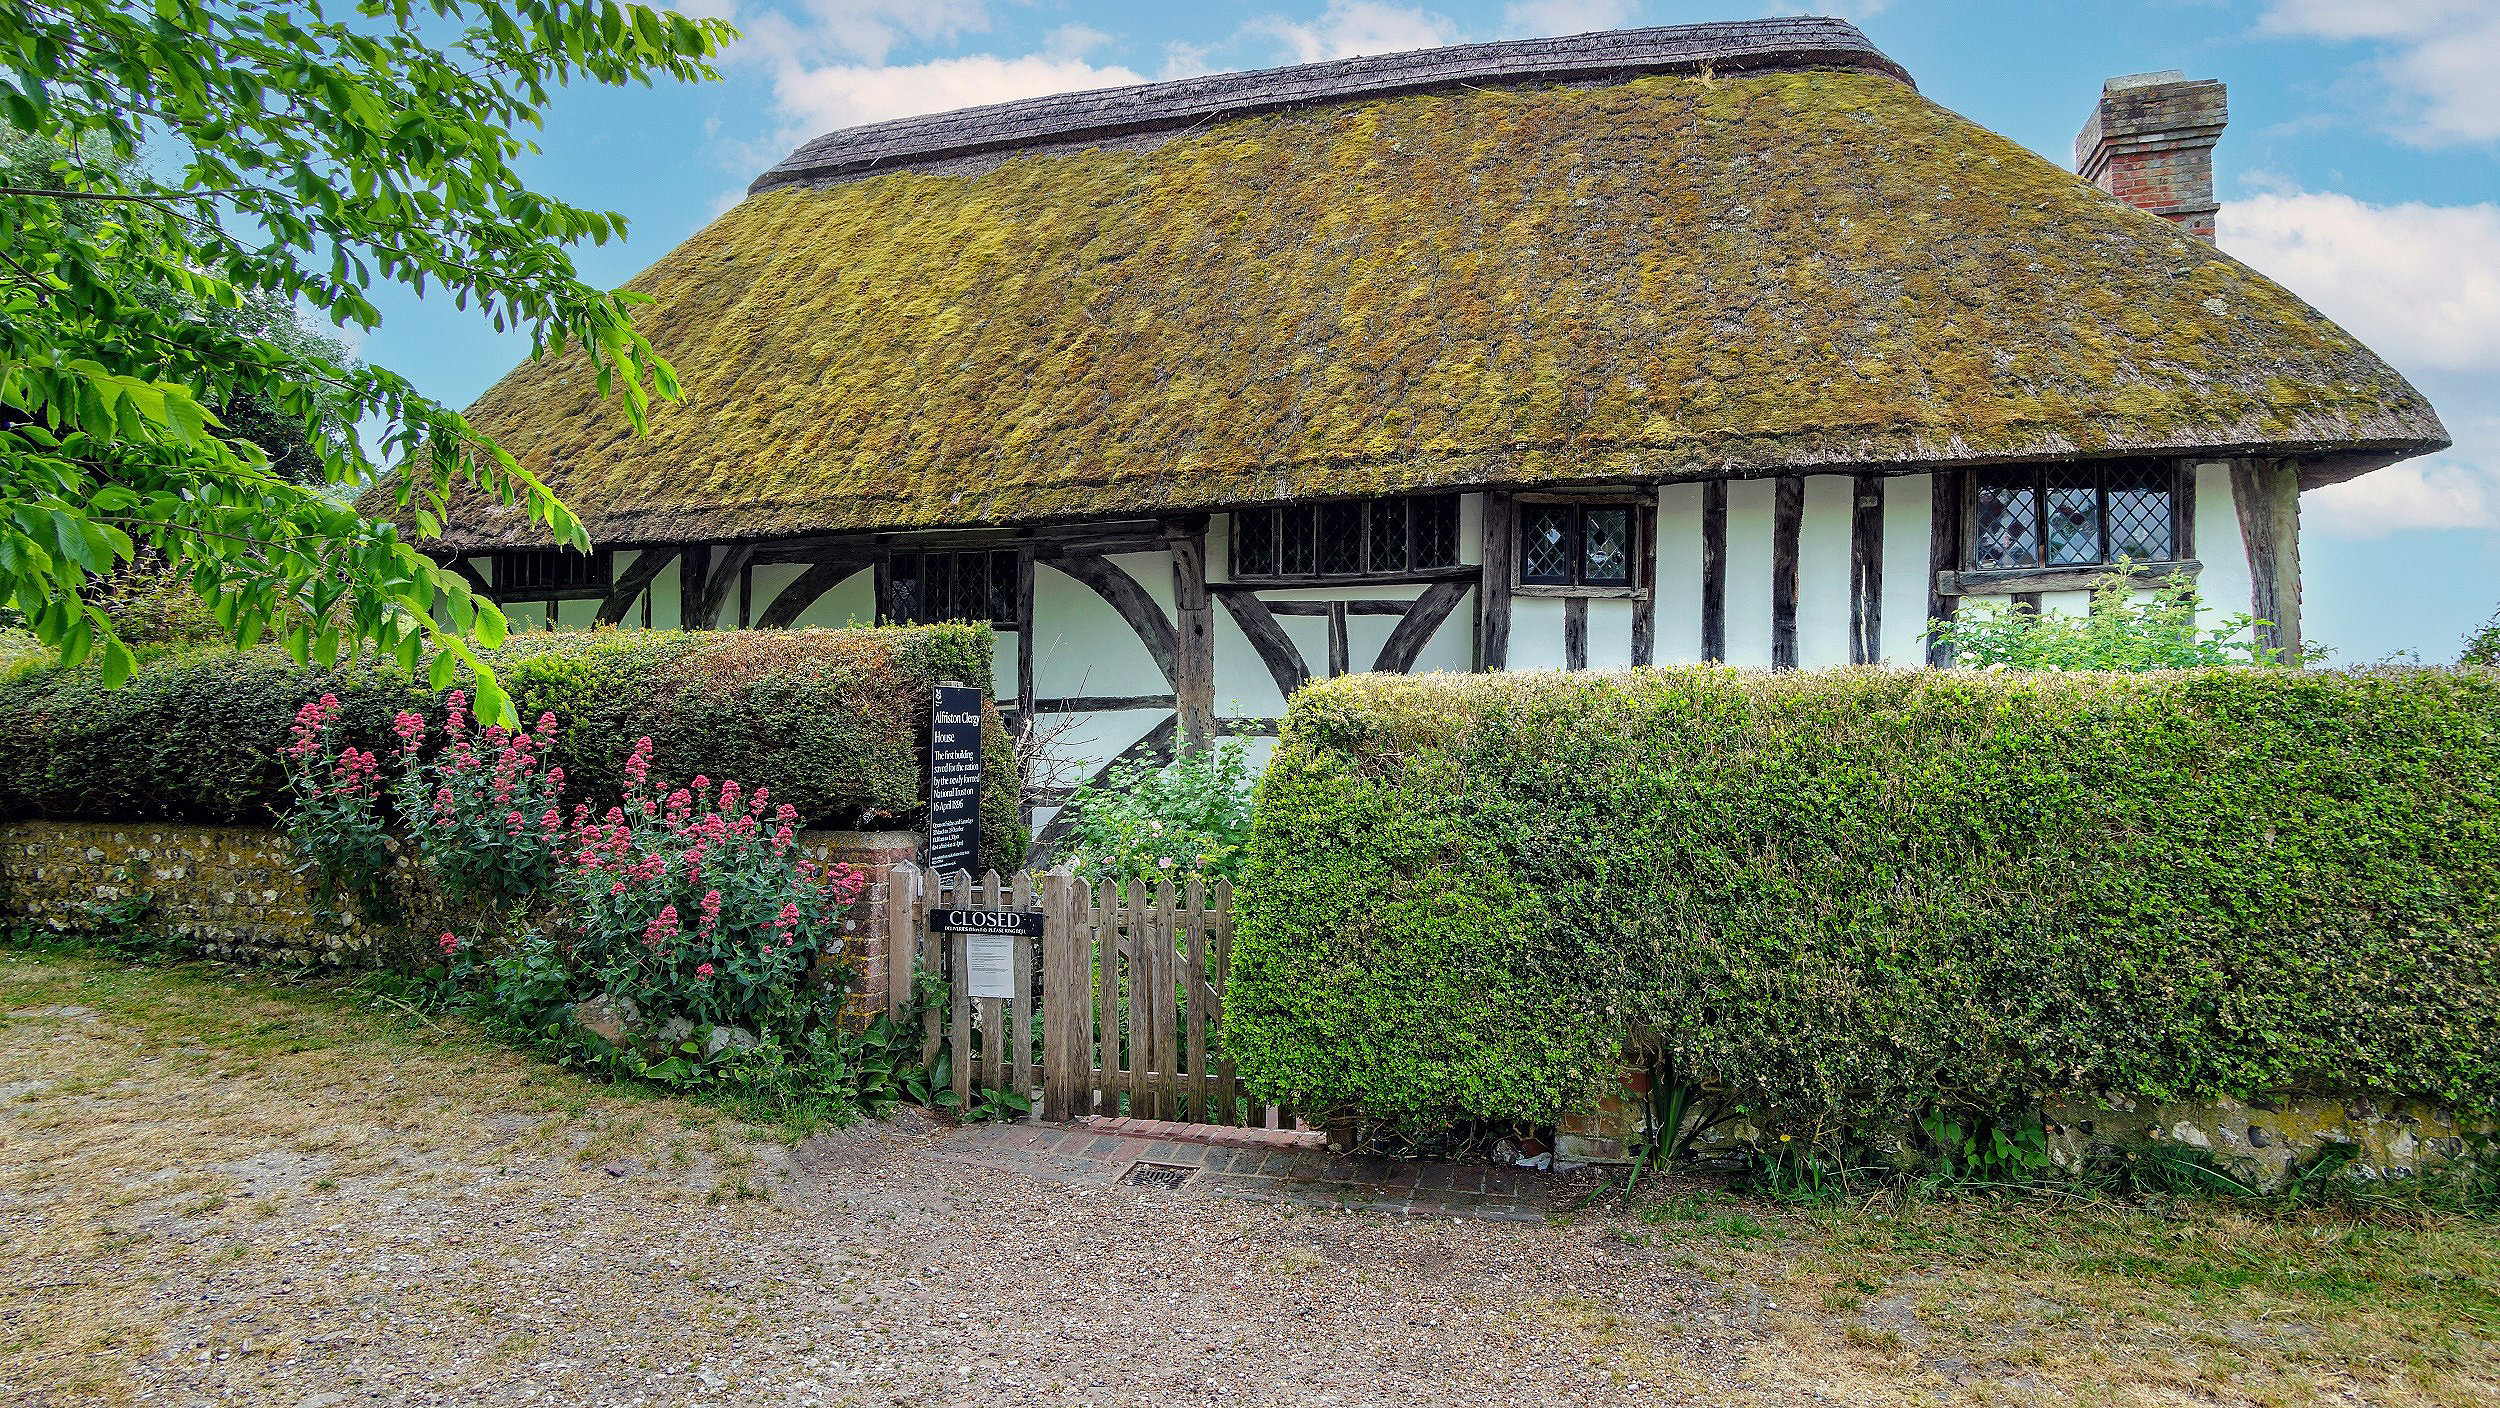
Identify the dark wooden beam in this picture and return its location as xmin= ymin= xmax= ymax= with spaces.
xmin=1848 ymin=472 xmax=1884 ymax=665
xmin=1267 ymin=600 xmax=1414 ymax=616
xmin=685 ymin=543 xmax=754 ymax=632
xmin=1631 ymin=495 xmax=1657 ymax=668
xmin=753 ymin=557 xmax=870 ymax=629
xmin=1938 ymin=559 xmax=2201 ymax=598
xmin=679 ymin=544 xmax=715 ymax=631
xmin=1047 ymin=554 xmax=1179 ymax=687
xmin=2231 ymin=457 xmax=2303 ymax=663
xmin=597 ymin=547 xmax=679 ymax=627
xmin=1926 ymin=470 xmax=1962 ymax=667
xmin=1015 ymin=545 xmax=1036 ymax=720
xmin=1029 ymin=694 xmax=1179 ymax=713
xmin=1479 ymin=492 xmax=1514 ymax=670
xmin=1373 ymin=579 xmax=1471 ymax=674
xmin=1771 ymin=475 xmax=1802 ymax=671
xmin=1325 ymin=602 xmax=1350 ymax=678
xmin=2174 ymin=460 xmax=2199 ymax=561
xmin=1168 ymin=520 xmax=1216 ymax=752
xmin=1564 ymin=596 xmax=1588 ymax=670
xmin=1214 ymin=590 xmax=1310 ymax=703
xmin=1701 ymin=480 xmax=1727 ymax=663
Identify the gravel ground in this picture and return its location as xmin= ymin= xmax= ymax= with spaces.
xmin=7 ymin=954 xmax=2496 ymax=1408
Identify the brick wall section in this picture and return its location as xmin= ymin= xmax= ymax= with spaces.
xmin=794 ymin=832 xmax=921 ymax=1016
xmin=2075 ymin=73 xmax=2226 ymax=242
xmin=0 ymin=821 xmax=919 ymax=989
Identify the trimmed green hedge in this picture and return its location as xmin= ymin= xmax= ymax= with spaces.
xmin=0 ymin=626 xmax=1023 ymax=863
xmin=1227 ymin=667 xmax=2500 ymax=1129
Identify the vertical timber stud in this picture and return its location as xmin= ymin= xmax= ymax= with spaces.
xmin=1015 ymin=545 xmax=1036 ymax=721
xmin=1479 ymin=491 xmax=1515 ymax=670
xmin=1771 ymin=474 xmax=1803 ymax=670
xmin=1041 ymin=868 xmax=1080 ymax=1121
xmin=1563 ymin=597 xmax=1588 ymax=670
xmin=1631 ymin=489 xmax=1657 ymax=667
xmin=1927 ymin=469 xmax=1963 ymax=666
xmin=1700 ymin=480 xmax=1727 ymax=662
xmin=680 ymin=544 xmax=714 ymax=630
xmin=2231 ymin=457 xmax=2303 ymax=663
xmin=1167 ymin=519 xmax=1216 ymax=752
xmin=1326 ymin=603 xmax=1350 ymax=678
xmin=1848 ymin=473 xmax=1885 ymax=664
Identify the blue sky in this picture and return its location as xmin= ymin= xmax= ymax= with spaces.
xmin=361 ymin=0 xmax=2500 ymax=661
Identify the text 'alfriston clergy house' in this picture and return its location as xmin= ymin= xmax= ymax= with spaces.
xmin=404 ymin=19 xmax=2447 ymax=839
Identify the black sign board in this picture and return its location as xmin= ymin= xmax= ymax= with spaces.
xmin=933 ymin=907 xmax=1046 ymax=937
xmin=927 ymin=683 xmax=983 ymax=879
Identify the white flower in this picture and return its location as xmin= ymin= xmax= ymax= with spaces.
xmin=1158 ymin=856 xmax=1174 ymax=869
xmin=1147 ymin=820 xmax=1163 ymax=834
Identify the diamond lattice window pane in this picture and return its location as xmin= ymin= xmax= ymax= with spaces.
xmin=888 ymin=553 xmax=922 ymax=623
xmin=1583 ymin=507 xmax=1630 ymax=585
xmin=1320 ymin=503 xmax=1365 ymax=576
xmin=1973 ymin=470 xmax=2041 ymax=569
xmin=1368 ymin=499 xmax=1410 ymax=573
xmin=2045 ymin=466 xmax=2103 ymax=565
xmin=1521 ymin=505 xmax=1574 ymax=584
xmin=954 ymin=553 xmax=989 ymax=622
xmin=989 ymin=551 xmax=1019 ymax=624
xmin=2105 ymin=466 xmax=2174 ymax=561
xmin=1413 ymin=495 xmax=1460 ymax=568
xmin=1280 ymin=507 xmax=1317 ymax=576
xmin=1234 ymin=509 xmax=1276 ymax=577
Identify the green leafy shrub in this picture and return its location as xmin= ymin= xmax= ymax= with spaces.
xmin=2465 ymin=608 xmax=2499 ymax=668
xmin=386 ymin=692 xmax=568 ymax=910
xmin=1060 ymin=740 xmax=1256 ymax=887
xmin=0 ymin=625 xmax=1023 ymax=861
xmin=1226 ymin=667 xmax=2500 ymax=1139
xmin=1931 ymin=563 xmax=2278 ymax=669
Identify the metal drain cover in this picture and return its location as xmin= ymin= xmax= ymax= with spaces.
xmin=1121 ymin=1161 xmax=1196 ymax=1189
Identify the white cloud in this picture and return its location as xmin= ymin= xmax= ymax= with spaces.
xmin=1247 ymin=2 xmax=1462 ymax=64
xmin=2306 ymin=444 xmax=2500 ymax=537
xmin=1501 ymin=0 xmax=1640 ymax=38
xmin=2258 ymin=0 xmax=2500 ymax=145
xmin=768 ymin=52 xmax=1146 ymax=131
xmin=2222 ymin=192 xmax=2500 ymax=374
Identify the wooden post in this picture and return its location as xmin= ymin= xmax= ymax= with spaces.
xmin=950 ymin=925 xmax=974 ymax=1110
xmin=1041 ymin=869 xmax=1081 ymax=1121
xmin=680 ymin=544 xmax=714 ymax=631
xmin=1926 ymin=469 xmax=1963 ymax=667
xmin=1183 ymin=875 xmax=1209 ymax=1124
xmin=1096 ymin=880 xmax=1121 ymax=1117
xmin=886 ymin=862 xmax=918 ymax=1024
xmin=1478 ymin=492 xmax=1514 ymax=670
xmin=1563 ymin=596 xmax=1588 ymax=670
xmin=1700 ymin=480 xmax=1727 ymax=663
xmin=1015 ymin=545 xmax=1037 ymax=721
xmin=1210 ymin=878 xmax=1237 ymax=1125
xmin=1772 ymin=475 xmax=1803 ymax=670
xmin=1849 ymin=472 xmax=1885 ymax=665
xmin=1325 ymin=602 xmax=1350 ymax=678
xmin=1168 ymin=520 xmax=1215 ymax=752
xmin=2231 ymin=458 xmax=2303 ymax=664
xmin=1631 ymin=491 xmax=1657 ymax=668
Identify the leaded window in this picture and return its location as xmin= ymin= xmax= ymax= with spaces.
xmin=885 ymin=549 xmax=1020 ymax=627
xmin=1518 ymin=502 xmax=1637 ymax=588
xmin=1973 ymin=464 xmax=2175 ymax=571
xmin=491 ymin=547 xmax=613 ymax=597
xmin=1229 ymin=495 xmax=1463 ymax=580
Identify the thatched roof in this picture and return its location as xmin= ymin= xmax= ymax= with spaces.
xmin=419 ymin=19 xmax=2447 ymax=552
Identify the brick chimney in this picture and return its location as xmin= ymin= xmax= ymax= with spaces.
xmin=2076 ymin=71 xmax=2227 ymax=241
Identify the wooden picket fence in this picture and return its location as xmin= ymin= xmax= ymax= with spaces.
xmin=882 ymin=864 xmax=1293 ymax=1127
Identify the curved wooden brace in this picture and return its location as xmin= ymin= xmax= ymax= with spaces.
xmin=593 ymin=545 xmax=681 ymax=626
xmin=1047 ymin=554 xmax=1178 ymax=687
xmin=755 ymin=558 xmax=870 ymax=630
xmin=1213 ymin=587 xmax=1309 ymax=703
xmin=686 ymin=543 xmax=756 ymax=632
xmin=1373 ymin=578 xmax=1473 ymax=674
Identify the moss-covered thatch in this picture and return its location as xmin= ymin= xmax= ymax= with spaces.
xmin=422 ymin=61 xmax=2444 ymax=550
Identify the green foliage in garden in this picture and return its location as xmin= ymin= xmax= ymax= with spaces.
xmin=1059 ymin=739 xmax=1257 ymax=888
xmin=2465 ymin=607 xmax=2499 ymax=668
xmin=1930 ymin=564 xmax=2278 ymax=670
xmin=1226 ymin=666 xmax=2500 ymax=1134
xmin=0 ymin=624 xmax=1023 ymax=860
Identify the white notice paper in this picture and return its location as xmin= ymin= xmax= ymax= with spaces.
xmin=964 ymin=933 xmax=1016 ymax=1000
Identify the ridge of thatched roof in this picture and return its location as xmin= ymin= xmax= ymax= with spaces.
xmin=416 ymin=23 xmax=2446 ymax=553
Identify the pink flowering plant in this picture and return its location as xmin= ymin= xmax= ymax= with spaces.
xmin=387 ymin=691 xmax=567 ymax=910
xmin=555 ymin=737 xmax=866 ymax=1033
xmin=278 ymin=693 xmax=397 ymax=917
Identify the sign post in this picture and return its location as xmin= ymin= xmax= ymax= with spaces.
xmin=927 ymin=682 xmax=983 ymax=881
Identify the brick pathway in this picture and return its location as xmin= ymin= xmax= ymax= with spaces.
xmin=934 ymin=1119 xmax=1566 ymax=1222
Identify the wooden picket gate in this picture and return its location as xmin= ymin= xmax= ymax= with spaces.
xmin=882 ymin=864 xmax=1291 ymax=1126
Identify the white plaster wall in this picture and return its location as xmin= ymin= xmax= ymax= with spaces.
xmin=646 ymin=556 xmax=684 ymax=631
xmin=2194 ymin=463 xmax=2255 ymax=641
xmin=1721 ymin=479 xmax=1777 ymax=668
xmin=790 ymin=567 xmax=874 ymax=629
xmin=1507 ymin=598 xmax=1572 ymax=671
xmin=746 ymin=562 xmax=804 ymax=629
xmin=1878 ymin=473 xmax=1934 ymax=666
xmin=1654 ymin=483 xmax=1705 ymax=665
xmin=1586 ymin=599 xmax=1637 ymax=669
xmin=1796 ymin=475 xmax=1853 ymax=669
xmin=2040 ymin=590 xmax=2092 ymax=618
xmin=1213 ymin=598 xmax=1293 ymax=718
xmin=1409 ymin=586 xmax=1477 ymax=673
xmin=1032 ymin=559 xmax=1169 ymax=698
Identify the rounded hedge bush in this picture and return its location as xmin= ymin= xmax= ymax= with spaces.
xmin=1225 ymin=666 xmax=2500 ymax=1129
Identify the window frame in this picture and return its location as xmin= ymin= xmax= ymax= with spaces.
xmin=1962 ymin=461 xmax=2188 ymax=579
xmin=1226 ymin=494 xmax=1466 ymax=584
xmin=488 ymin=547 xmax=615 ymax=600
xmin=881 ymin=547 xmax=1024 ymax=630
xmin=1511 ymin=496 xmax=1646 ymax=596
